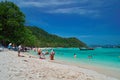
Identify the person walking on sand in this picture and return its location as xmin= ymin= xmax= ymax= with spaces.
xmin=18 ymin=45 xmax=22 ymax=57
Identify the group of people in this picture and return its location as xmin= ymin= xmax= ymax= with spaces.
xmin=37 ymin=48 xmax=55 ymax=60
xmin=8 ymin=43 xmax=13 ymax=50
xmin=8 ymin=43 xmax=94 ymax=61
xmin=8 ymin=43 xmax=20 ymax=51
xmin=8 ymin=43 xmax=56 ymax=60
xmin=8 ymin=43 xmax=22 ymax=57
xmin=74 ymin=53 xmax=93 ymax=59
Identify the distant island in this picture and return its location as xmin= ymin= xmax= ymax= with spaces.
xmin=0 ymin=1 xmax=87 ymax=47
xmin=90 ymin=44 xmax=120 ymax=48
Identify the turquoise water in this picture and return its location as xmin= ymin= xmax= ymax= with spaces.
xmin=29 ymin=48 xmax=120 ymax=69
xmin=54 ymin=48 xmax=120 ymax=69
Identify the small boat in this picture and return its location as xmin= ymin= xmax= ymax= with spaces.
xmin=88 ymin=48 xmax=94 ymax=50
xmin=79 ymin=47 xmax=94 ymax=50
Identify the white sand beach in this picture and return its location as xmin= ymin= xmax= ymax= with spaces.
xmin=0 ymin=50 xmax=119 ymax=80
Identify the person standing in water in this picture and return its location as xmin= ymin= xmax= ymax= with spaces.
xmin=88 ymin=55 xmax=92 ymax=60
xmin=74 ymin=53 xmax=77 ymax=58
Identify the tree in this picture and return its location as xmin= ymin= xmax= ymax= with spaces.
xmin=22 ymin=27 xmax=38 ymax=47
xmin=0 ymin=1 xmax=25 ymax=45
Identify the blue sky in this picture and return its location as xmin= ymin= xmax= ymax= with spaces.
xmin=2 ymin=0 xmax=120 ymax=45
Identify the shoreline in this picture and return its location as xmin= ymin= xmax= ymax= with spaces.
xmin=43 ymin=52 xmax=120 ymax=79
xmin=51 ymin=59 xmax=120 ymax=79
xmin=0 ymin=50 xmax=119 ymax=80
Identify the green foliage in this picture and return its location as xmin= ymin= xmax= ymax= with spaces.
xmin=0 ymin=1 xmax=37 ymax=46
xmin=27 ymin=26 xmax=87 ymax=47
xmin=0 ymin=1 xmax=25 ymax=44
xmin=21 ymin=27 xmax=38 ymax=46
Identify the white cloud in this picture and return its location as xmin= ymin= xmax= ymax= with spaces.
xmin=47 ymin=7 xmax=100 ymax=17
xmin=2 ymin=0 xmax=118 ymax=17
xmin=14 ymin=0 xmax=103 ymax=17
xmin=15 ymin=0 xmax=76 ymax=8
xmin=7 ymin=0 xmax=106 ymax=8
xmin=2 ymin=0 xmax=119 ymax=8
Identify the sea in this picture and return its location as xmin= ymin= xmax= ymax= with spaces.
xmin=29 ymin=48 xmax=120 ymax=70
xmin=28 ymin=47 xmax=120 ymax=79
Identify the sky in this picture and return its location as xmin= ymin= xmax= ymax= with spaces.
xmin=1 ymin=0 xmax=120 ymax=45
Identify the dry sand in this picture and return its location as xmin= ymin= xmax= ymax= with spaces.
xmin=0 ymin=50 xmax=118 ymax=80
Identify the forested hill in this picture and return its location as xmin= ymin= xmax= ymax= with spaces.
xmin=27 ymin=26 xmax=87 ymax=47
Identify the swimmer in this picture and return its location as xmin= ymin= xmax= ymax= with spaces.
xmin=88 ymin=55 xmax=92 ymax=59
xmin=74 ymin=53 xmax=77 ymax=58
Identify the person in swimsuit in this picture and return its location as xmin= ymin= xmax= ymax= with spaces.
xmin=37 ymin=48 xmax=42 ymax=59
xmin=50 ymin=49 xmax=55 ymax=60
